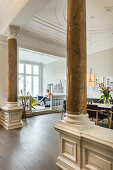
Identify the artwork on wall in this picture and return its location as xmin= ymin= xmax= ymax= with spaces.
xmin=53 ymin=81 xmax=64 ymax=94
xmin=96 ymin=77 xmax=103 ymax=85
xmin=87 ymin=76 xmax=113 ymax=99
xmin=106 ymin=77 xmax=113 ymax=90
xmin=95 ymin=77 xmax=113 ymax=89
xmin=47 ymin=80 xmax=66 ymax=95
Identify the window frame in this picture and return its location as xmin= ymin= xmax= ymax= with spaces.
xmin=18 ymin=61 xmax=43 ymax=97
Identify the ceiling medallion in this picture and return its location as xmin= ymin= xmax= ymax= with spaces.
xmin=105 ymin=6 xmax=113 ymax=13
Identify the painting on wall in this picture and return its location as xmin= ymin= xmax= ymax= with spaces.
xmin=87 ymin=76 xmax=113 ymax=99
xmin=53 ymin=81 xmax=64 ymax=94
xmin=96 ymin=77 xmax=103 ymax=86
xmin=106 ymin=77 xmax=113 ymax=90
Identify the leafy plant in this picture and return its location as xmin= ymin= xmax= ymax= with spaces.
xmin=99 ymin=84 xmax=112 ymax=104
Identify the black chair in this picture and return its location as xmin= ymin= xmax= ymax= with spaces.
xmin=109 ymin=106 xmax=113 ymax=128
xmin=87 ymin=104 xmax=109 ymax=125
xmin=61 ymin=100 xmax=66 ymax=120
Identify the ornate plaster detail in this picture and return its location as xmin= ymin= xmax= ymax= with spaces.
xmin=105 ymin=6 xmax=113 ymax=13
xmin=7 ymin=25 xmax=20 ymax=39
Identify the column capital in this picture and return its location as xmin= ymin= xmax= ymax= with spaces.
xmin=7 ymin=25 xmax=20 ymax=40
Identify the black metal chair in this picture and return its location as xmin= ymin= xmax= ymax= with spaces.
xmin=87 ymin=104 xmax=109 ymax=125
xmin=109 ymin=106 xmax=113 ymax=128
xmin=61 ymin=100 xmax=66 ymax=120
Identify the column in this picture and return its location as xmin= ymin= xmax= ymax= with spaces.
xmin=66 ymin=0 xmax=86 ymax=116
xmin=55 ymin=0 xmax=93 ymax=129
xmin=1 ymin=25 xmax=22 ymax=130
xmin=64 ymin=0 xmax=89 ymax=124
xmin=55 ymin=1 xmax=94 ymax=169
xmin=8 ymin=37 xmax=17 ymax=102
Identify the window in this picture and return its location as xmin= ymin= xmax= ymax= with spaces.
xmin=33 ymin=76 xmax=39 ymax=96
xmin=19 ymin=75 xmax=24 ymax=94
xmin=26 ymin=75 xmax=32 ymax=95
xmin=33 ymin=65 xmax=39 ymax=75
xmin=19 ymin=63 xmax=24 ymax=73
xmin=18 ymin=63 xmax=41 ymax=96
xmin=26 ymin=64 xmax=32 ymax=74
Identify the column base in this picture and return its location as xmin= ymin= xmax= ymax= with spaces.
xmin=55 ymin=114 xmax=113 ymax=170
xmin=55 ymin=114 xmax=95 ymax=170
xmin=63 ymin=113 xmax=95 ymax=131
xmin=0 ymin=102 xmax=22 ymax=130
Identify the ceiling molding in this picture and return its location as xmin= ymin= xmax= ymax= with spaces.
xmin=33 ymin=15 xmax=66 ymax=33
xmin=21 ymin=26 xmax=66 ymax=46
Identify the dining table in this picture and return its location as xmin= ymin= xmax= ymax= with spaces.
xmin=92 ymin=103 xmax=113 ymax=111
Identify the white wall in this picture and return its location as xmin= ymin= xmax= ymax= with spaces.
xmin=87 ymin=48 xmax=113 ymax=99
xmin=87 ymin=48 xmax=113 ymax=77
xmin=0 ymin=36 xmax=8 ymax=107
xmin=43 ymin=59 xmax=66 ymax=95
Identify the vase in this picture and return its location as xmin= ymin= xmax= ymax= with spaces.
xmin=104 ymin=98 xmax=110 ymax=105
xmin=22 ymin=106 xmax=26 ymax=121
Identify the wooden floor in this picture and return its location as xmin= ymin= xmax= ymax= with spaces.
xmin=0 ymin=113 xmax=112 ymax=170
xmin=0 ymin=113 xmax=61 ymax=170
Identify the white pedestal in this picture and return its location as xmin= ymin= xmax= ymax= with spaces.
xmin=0 ymin=102 xmax=22 ymax=130
xmin=55 ymin=114 xmax=113 ymax=170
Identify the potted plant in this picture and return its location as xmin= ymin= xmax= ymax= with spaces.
xmin=99 ymin=84 xmax=112 ymax=104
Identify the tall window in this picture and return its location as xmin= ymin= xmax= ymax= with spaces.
xmin=18 ymin=63 xmax=41 ymax=96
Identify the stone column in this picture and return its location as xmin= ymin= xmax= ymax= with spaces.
xmin=64 ymin=0 xmax=89 ymax=125
xmin=55 ymin=1 xmax=94 ymax=168
xmin=1 ymin=25 xmax=22 ymax=130
xmin=66 ymin=0 xmax=87 ymax=115
xmin=8 ymin=38 xmax=17 ymax=102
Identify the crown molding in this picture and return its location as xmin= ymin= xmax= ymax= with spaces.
xmin=21 ymin=27 xmax=66 ymax=47
xmin=33 ymin=15 xmax=66 ymax=33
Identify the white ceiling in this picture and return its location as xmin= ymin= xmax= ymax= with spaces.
xmin=19 ymin=48 xmax=65 ymax=65
xmin=22 ymin=0 xmax=113 ymax=54
xmin=23 ymin=0 xmax=66 ymax=45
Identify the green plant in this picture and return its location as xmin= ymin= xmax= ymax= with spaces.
xmin=99 ymin=84 xmax=112 ymax=104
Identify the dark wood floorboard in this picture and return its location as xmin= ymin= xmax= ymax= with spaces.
xmin=0 ymin=113 xmax=61 ymax=170
xmin=0 ymin=113 xmax=112 ymax=170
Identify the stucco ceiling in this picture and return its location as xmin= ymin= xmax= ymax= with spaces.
xmin=21 ymin=0 xmax=113 ymax=54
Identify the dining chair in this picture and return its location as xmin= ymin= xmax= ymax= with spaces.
xmin=61 ymin=100 xmax=66 ymax=120
xmin=109 ymin=106 xmax=113 ymax=129
xmin=87 ymin=104 xmax=109 ymax=125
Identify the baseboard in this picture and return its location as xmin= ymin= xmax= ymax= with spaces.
xmin=57 ymin=156 xmax=81 ymax=170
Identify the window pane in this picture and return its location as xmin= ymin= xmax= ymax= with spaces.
xmin=19 ymin=75 xmax=24 ymax=95
xmin=26 ymin=76 xmax=32 ymax=95
xmin=33 ymin=65 xmax=39 ymax=75
xmin=26 ymin=64 xmax=32 ymax=74
xmin=33 ymin=76 xmax=39 ymax=96
xmin=19 ymin=64 xmax=24 ymax=73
